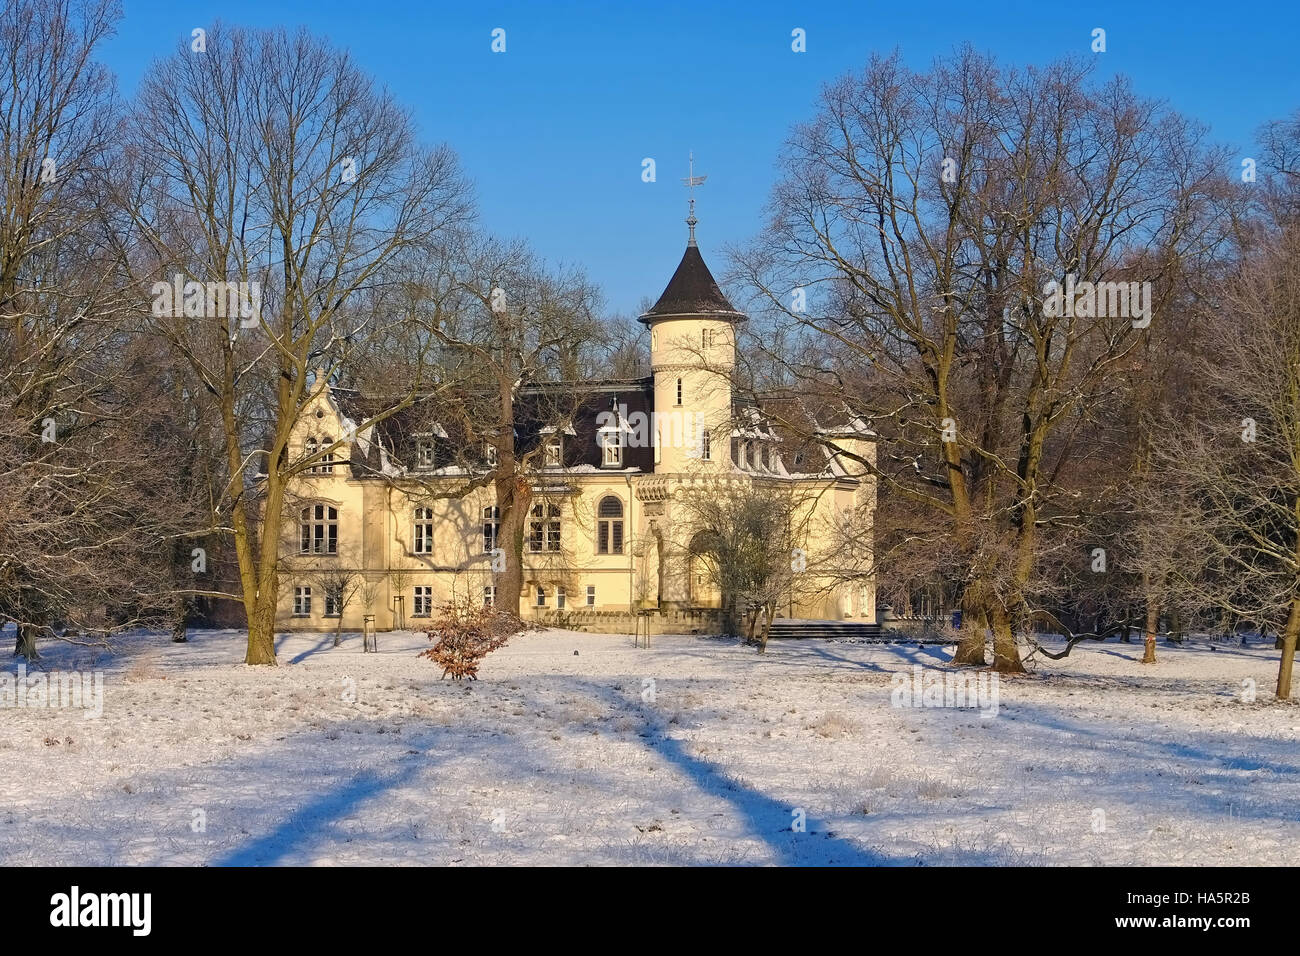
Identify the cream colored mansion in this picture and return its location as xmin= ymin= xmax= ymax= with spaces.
xmin=275 ymin=236 xmax=877 ymax=634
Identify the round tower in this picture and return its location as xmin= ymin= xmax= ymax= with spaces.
xmin=638 ymin=238 xmax=745 ymax=474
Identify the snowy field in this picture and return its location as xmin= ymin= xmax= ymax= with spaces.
xmin=1 ymin=626 xmax=1297 ymax=866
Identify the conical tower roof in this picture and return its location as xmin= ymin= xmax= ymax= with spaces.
xmin=639 ymin=245 xmax=746 ymax=324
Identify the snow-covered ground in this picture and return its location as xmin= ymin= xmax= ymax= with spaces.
xmin=1 ymin=627 xmax=1296 ymax=865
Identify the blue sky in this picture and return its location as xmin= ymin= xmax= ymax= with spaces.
xmin=100 ymin=0 xmax=1300 ymax=316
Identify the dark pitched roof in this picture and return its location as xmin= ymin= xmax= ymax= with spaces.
xmin=639 ymin=245 xmax=746 ymax=323
xmin=331 ymin=378 xmax=657 ymax=477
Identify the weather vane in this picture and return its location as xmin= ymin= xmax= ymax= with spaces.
xmin=682 ymin=151 xmax=706 ymax=247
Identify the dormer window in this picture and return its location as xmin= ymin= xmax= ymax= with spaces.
xmin=416 ymin=438 xmax=436 ymax=470
xmin=484 ymin=443 xmax=498 ymax=467
xmin=602 ymin=431 xmax=622 ymax=467
xmin=598 ymin=417 xmax=624 ymax=468
xmin=544 ymin=435 xmax=562 ymax=468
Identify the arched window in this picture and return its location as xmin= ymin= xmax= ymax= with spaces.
xmin=300 ymin=504 xmax=338 ymax=555
xmin=597 ymin=496 xmax=624 ymax=555
xmin=413 ymin=507 xmax=434 ymax=554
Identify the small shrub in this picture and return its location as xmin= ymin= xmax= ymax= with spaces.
xmin=420 ymin=596 xmax=526 ymax=680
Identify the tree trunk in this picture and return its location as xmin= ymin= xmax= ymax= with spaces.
xmin=13 ymin=623 xmax=40 ymax=660
xmin=1142 ymin=601 xmax=1158 ymax=664
xmin=952 ymin=603 xmax=988 ymax=665
xmin=756 ymin=603 xmax=775 ymax=654
xmin=1275 ymin=599 xmax=1300 ymax=700
xmin=245 ymin=597 xmax=277 ymax=665
xmin=991 ymin=605 xmax=1025 ymax=673
xmin=170 ymin=598 xmax=189 ymax=643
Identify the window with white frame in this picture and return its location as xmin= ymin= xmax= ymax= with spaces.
xmin=544 ymin=434 xmax=562 ymax=467
xmin=482 ymin=506 xmax=500 ymax=553
xmin=324 ymin=587 xmax=341 ymax=617
xmin=601 ymin=427 xmax=622 ymax=467
xmin=586 ymin=585 xmax=596 ymax=607
xmin=300 ymin=504 xmax=338 ymax=555
xmin=484 ymin=443 xmax=498 ymax=467
xmin=535 ymin=586 xmax=546 ymax=607
xmin=483 ymin=586 xmax=496 ymax=607
xmin=305 ymin=437 xmax=334 ymax=474
xmin=317 ymin=437 xmax=334 ymax=473
xmin=293 ymin=586 xmax=312 ymax=616
xmin=529 ymin=503 xmax=561 ymax=552
xmin=413 ymin=507 xmax=434 ymax=554
xmin=557 ymin=587 xmax=566 ymax=610
xmin=597 ymin=496 xmax=624 ymax=555
xmin=416 ymin=437 xmax=436 ymax=470
xmin=413 ymin=586 xmax=433 ymax=617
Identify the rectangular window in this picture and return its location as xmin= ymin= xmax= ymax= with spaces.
xmin=675 ymin=378 xmax=682 ymax=406
xmin=483 ymin=506 xmax=500 ymax=554
xmin=324 ymin=588 xmax=341 ymax=617
xmin=483 ymin=586 xmax=496 ymax=607
xmin=536 ymin=586 xmax=546 ymax=607
xmin=598 ymin=520 xmax=624 ymax=555
xmin=529 ymin=503 xmax=561 ymax=553
xmin=416 ymin=439 xmax=435 ymax=469
xmin=701 ymin=429 xmax=711 ymax=461
xmin=293 ymin=586 xmax=312 ymax=617
xmin=485 ymin=443 xmax=498 ymax=467
xmin=414 ymin=507 xmax=434 ymax=554
xmin=557 ymin=587 xmax=566 ymax=610
xmin=413 ymin=586 xmax=433 ymax=617
xmin=586 ymin=585 xmax=596 ymax=607
xmin=301 ymin=504 xmax=338 ymax=555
